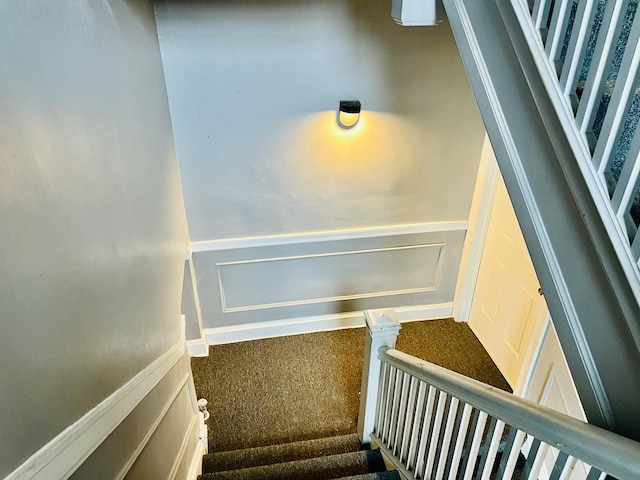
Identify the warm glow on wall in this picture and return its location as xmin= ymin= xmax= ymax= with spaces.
xmin=278 ymin=111 xmax=417 ymax=182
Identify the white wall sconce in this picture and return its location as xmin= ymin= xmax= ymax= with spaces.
xmin=338 ymin=100 xmax=361 ymax=129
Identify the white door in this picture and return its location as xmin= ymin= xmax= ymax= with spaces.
xmin=521 ymin=319 xmax=589 ymax=479
xmin=468 ymin=176 xmax=548 ymax=388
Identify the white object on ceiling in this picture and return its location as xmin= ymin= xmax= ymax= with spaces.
xmin=391 ymin=0 xmax=439 ymax=26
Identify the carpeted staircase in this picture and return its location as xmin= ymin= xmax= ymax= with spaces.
xmin=192 ymin=319 xmax=512 ymax=479
xmin=197 ymin=434 xmax=399 ymax=480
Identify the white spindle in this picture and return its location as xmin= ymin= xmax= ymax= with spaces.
xmin=462 ymin=411 xmax=488 ymax=480
xmin=382 ymin=366 xmax=397 ymax=443
xmin=423 ymin=391 xmax=448 ymax=479
xmin=480 ymin=420 xmax=507 ymax=480
xmin=498 ymin=429 xmax=527 ymax=480
xmin=526 ymin=441 xmax=550 ymax=480
xmin=631 ymin=225 xmax=640 ymax=267
xmin=559 ymin=456 xmax=578 ymax=480
xmin=612 ymin=126 xmax=640 ymax=221
xmin=447 ymin=403 xmax=473 ymax=480
xmin=559 ymin=0 xmax=596 ymax=97
xmin=576 ymin=0 xmax=630 ymax=134
xmin=399 ymin=376 xmax=419 ymax=462
xmin=532 ymin=0 xmax=552 ymax=32
xmin=435 ymin=396 xmax=460 ymax=480
xmin=388 ymin=369 xmax=404 ymax=448
xmin=406 ymin=381 xmax=428 ymax=470
xmin=593 ymin=12 xmax=640 ymax=173
xmin=414 ymin=386 xmax=437 ymax=478
xmin=375 ymin=363 xmax=390 ymax=435
xmin=393 ymin=372 xmax=411 ymax=455
xmin=545 ymin=0 xmax=572 ymax=70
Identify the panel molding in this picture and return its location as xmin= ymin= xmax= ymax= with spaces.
xmin=169 ymin=413 xmax=201 ymax=480
xmin=190 ymin=221 xmax=468 ymax=252
xmin=204 ymin=303 xmax=454 ymax=345
xmin=6 ymin=340 xmax=186 ymax=480
xmin=217 ymin=243 xmax=445 ymax=313
xmin=115 ymin=372 xmax=191 ymax=480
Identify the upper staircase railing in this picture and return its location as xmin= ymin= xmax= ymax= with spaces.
xmin=370 ymin=347 xmax=640 ymax=480
xmin=523 ymin=0 xmax=640 ymax=266
xmin=441 ymin=0 xmax=640 ymax=436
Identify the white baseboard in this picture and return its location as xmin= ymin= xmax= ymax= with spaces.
xmin=6 ymin=341 xmax=185 ymax=480
xmin=395 ymin=303 xmax=453 ymax=323
xmin=205 ymin=303 xmax=453 ymax=345
xmin=186 ymin=338 xmax=208 ymax=357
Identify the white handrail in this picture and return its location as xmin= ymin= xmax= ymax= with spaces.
xmin=373 ymin=347 xmax=640 ymax=480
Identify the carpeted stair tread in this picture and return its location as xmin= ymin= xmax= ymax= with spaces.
xmin=198 ymin=449 xmax=387 ymax=480
xmin=335 ymin=471 xmax=401 ymax=480
xmin=203 ymin=434 xmax=362 ymax=472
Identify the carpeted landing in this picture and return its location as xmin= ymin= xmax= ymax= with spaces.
xmin=192 ymin=318 xmax=511 ymax=479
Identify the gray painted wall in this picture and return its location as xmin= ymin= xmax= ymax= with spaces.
xmin=0 ymin=0 xmax=189 ymax=476
xmin=154 ymin=0 xmax=485 ymax=242
xmin=155 ymin=0 xmax=485 ymax=333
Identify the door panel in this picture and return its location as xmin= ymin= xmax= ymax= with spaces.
xmin=522 ymin=321 xmax=588 ymax=479
xmin=469 ymin=177 xmax=548 ymax=387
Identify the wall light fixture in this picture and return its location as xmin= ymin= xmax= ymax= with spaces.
xmin=338 ymin=100 xmax=361 ymax=129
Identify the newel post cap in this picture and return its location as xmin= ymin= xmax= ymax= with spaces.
xmin=364 ymin=308 xmax=402 ymax=335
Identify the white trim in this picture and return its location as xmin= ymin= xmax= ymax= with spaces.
xmin=6 ymin=341 xmax=185 ymax=480
xmin=394 ymin=303 xmax=454 ymax=322
xmin=186 ymin=436 xmax=205 ymax=480
xmin=204 ymin=303 xmax=453 ymax=345
xmin=115 ymin=373 xmax=190 ymax=480
xmin=186 ymin=338 xmax=208 ymax=357
xmin=190 ymin=221 xmax=468 ymax=252
xmin=216 ymin=243 xmax=445 ymax=313
xmin=186 ymin=252 xmax=206 ymax=341
xmin=515 ymin=314 xmax=552 ymax=397
xmin=453 ymin=135 xmax=500 ymax=322
xmin=169 ymin=413 xmax=200 ymax=480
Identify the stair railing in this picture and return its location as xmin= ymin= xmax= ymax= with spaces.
xmin=368 ymin=346 xmax=640 ymax=480
xmin=517 ymin=0 xmax=640 ymax=264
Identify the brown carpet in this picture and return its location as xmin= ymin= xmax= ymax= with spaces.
xmin=191 ymin=318 xmax=511 ymax=453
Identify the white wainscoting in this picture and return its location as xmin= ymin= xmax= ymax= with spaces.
xmin=217 ymin=243 xmax=446 ymax=313
xmin=6 ymin=341 xmax=186 ymax=480
xmin=190 ymin=223 xmax=467 ymax=344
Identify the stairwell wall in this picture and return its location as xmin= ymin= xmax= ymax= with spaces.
xmin=0 ymin=0 xmax=198 ymax=478
xmin=154 ymin=0 xmax=487 ymax=341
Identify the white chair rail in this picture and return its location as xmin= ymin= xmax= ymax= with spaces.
xmin=371 ymin=347 xmax=640 ymax=480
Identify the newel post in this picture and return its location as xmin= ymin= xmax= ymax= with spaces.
xmin=357 ymin=308 xmax=402 ymax=445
